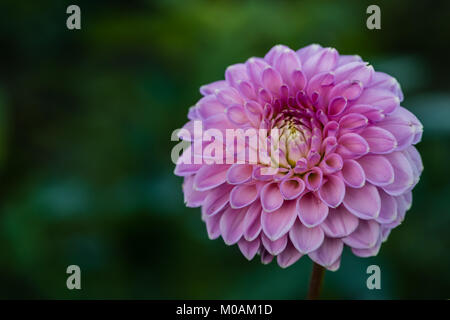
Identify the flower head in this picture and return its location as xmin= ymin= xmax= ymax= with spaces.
xmin=174 ymin=44 xmax=423 ymax=270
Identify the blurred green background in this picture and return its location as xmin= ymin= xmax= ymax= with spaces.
xmin=0 ymin=0 xmax=449 ymax=299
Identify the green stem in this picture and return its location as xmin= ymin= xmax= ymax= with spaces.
xmin=307 ymin=263 xmax=325 ymax=300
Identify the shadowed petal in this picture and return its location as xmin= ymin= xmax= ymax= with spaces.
xmin=309 ymin=238 xmax=343 ymax=267
xmin=238 ymin=238 xmax=260 ymax=260
xmin=220 ymin=207 xmax=247 ymax=245
xmin=277 ymin=242 xmax=303 ymax=268
xmin=261 ymin=233 xmax=288 ymax=255
xmin=343 ymin=220 xmax=380 ymax=249
xmin=243 ymin=201 xmax=262 ymax=241
xmin=289 ymin=220 xmax=324 ymax=254
xmin=320 ymin=206 xmax=359 ymax=238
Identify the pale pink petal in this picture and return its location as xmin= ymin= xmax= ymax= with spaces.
xmin=343 ymin=184 xmax=381 ymax=219
xmin=243 ymin=201 xmax=262 ymax=241
xmin=358 ymin=155 xmax=394 ymax=186
xmin=343 ymin=220 xmax=380 ymax=249
xmin=309 ymin=238 xmax=344 ymax=267
xmin=230 ymin=184 xmax=259 ymax=209
xmin=341 ymin=159 xmax=365 ymax=188
xmin=289 ymin=220 xmax=324 ymax=254
xmin=194 ymin=165 xmax=230 ymax=191
xmin=260 ymin=182 xmax=284 ymax=212
xmin=297 ymin=192 xmax=329 ymax=227
xmin=261 ymin=233 xmax=288 ymax=255
xmin=318 ymin=175 xmax=346 ymax=208
xmin=261 ymin=200 xmax=297 ymax=241
xmin=238 ymin=238 xmax=260 ymax=260
xmin=220 ymin=207 xmax=247 ymax=245
xmin=277 ymin=242 xmax=303 ymax=268
xmin=320 ymin=206 xmax=359 ymax=238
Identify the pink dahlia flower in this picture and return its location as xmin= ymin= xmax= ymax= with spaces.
xmin=174 ymin=44 xmax=423 ymax=270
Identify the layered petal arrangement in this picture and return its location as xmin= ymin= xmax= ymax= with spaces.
xmin=174 ymin=44 xmax=423 ymax=270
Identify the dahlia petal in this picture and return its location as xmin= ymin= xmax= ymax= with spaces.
xmin=346 ymin=104 xmax=385 ymax=122
xmin=309 ymin=238 xmax=343 ymax=267
xmin=382 ymin=152 xmax=414 ymax=196
xmin=296 ymin=44 xmax=323 ymax=62
xmin=261 ymin=233 xmax=288 ymax=255
xmin=318 ymin=174 xmax=346 ymax=208
xmin=320 ymin=206 xmax=359 ymax=238
xmin=260 ymin=182 xmax=284 ymax=212
xmin=238 ymin=238 xmax=260 ymax=260
xmin=274 ymin=48 xmax=302 ymax=85
xmin=376 ymin=189 xmax=398 ymax=224
xmin=304 ymin=167 xmax=323 ymax=191
xmin=342 ymin=220 xmax=380 ymax=249
xmin=261 ymin=200 xmax=297 ymax=241
xmin=320 ymin=153 xmax=343 ymax=174
xmin=226 ymin=105 xmax=248 ymax=126
xmin=174 ymin=146 xmax=202 ymax=176
xmin=327 ymin=257 xmax=341 ymax=271
xmin=289 ymin=220 xmax=324 ymax=254
xmin=358 ymin=155 xmax=394 ymax=186
xmin=343 ymin=184 xmax=381 ymax=219
xmin=291 ymin=70 xmax=307 ymax=91
xmin=378 ymin=107 xmax=423 ymax=150
xmin=334 ymin=61 xmax=374 ymax=86
xmin=341 ymin=159 xmax=365 ymax=188
xmin=337 ymin=133 xmax=369 ymax=159
xmin=197 ymin=95 xmax=226 ymax=120
xmin=203 ymin=113 xmax=234 ymax=131
xmin=328 ymin=96 xmax=348 ymax=117
xmin=351 ymin=237 xmax=381 ymax=257
xmin=202 ymin=184 xmax=233 ymax=217
xmin=306 ymin=72 xmax=335 ymax=103
xmin=264 ymin=44 xmax=289 ymax=65
xmin=246 ymin=57 xmax=269 ymax=87
xmin=260 ymin=249 xmax=274 ymax=264
xmin=220 ymin=207 xmax=247 ymax=245
xmin=280 ymin=177 xmax=305 ymax=200
xmin=297 ymin=192 xmax=329 ymax=227
xmin=303 ymin=47 xmax=338 ymax=79
xmin=187 ymin=106 xmax=199 ymax=120
xmin=183 ymin=176 xmax=207 ymax=207
xmin=194 ymin=164 xmax=230 ymax=191
xmin=262 ymin=67 xmax=283 ymax=94
xmin=225 ymin=63 xmax=249 ymax=89
xmin=238 ymin=80 xmax=257 ymax=100
xmin=204 ymin=211 xmax=222 ymax=239
xmin=243 ymin=201 xmax=262 ymax=241
xmin=229 ymin=183 xmax=259 ymax=209
xmin=355 ymin=88 xmax=400 ymax=114
xmin=215 ymin=87 xmax=244 ymax=106
xmin=277 ymin=242 xmax=303 ymax=268
xmin=370 ymin=71 xmax=403 ymax=101
xmin=227 ymin=164 xmax=253 ymax=185
xmin=337 ymin=54 xmax=363 ymax=66
xmin=328 ymin=80 xmax=363 ymax=101
xmin=361 ymin=127 xmax=397 ymax=154
xmin=405 ymin=145 xmax=423 ymax=176
xmin=339 ymin=113 xmax=368 ymax=133
xmin=200 ymin=80 xmax=227 ymax=96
